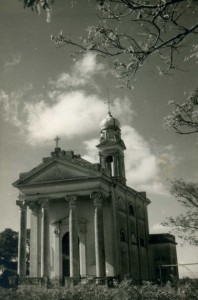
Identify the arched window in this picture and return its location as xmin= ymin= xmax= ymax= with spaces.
xmin=129 ymin=203 xmax=135 ymax=216
xmin=120 ymin=229 xmax=127 ymax=242
xmin=118 ymin=197 xmax=126 ymax=211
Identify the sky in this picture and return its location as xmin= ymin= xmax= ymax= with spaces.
xmin=0 ymin=0 xmax=197 ymax=278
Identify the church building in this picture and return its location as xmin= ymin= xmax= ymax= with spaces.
xmin=13 ymin=111 xmax=178 ymax=286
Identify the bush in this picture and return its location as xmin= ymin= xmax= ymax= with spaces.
xmin=0 ymin=280 xmax=197 ymax=300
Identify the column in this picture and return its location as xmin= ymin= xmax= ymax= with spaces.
xmin=16 ymin=200 xmax=27 ymax=277
xmin=79 ymin=224 xmax=87 ymax=277
xmin=41 ymin=200 xmax=50 ymax=277
xmin=66 ymin=195 xmax=80 ymax=278
xmin=111 ymin=186 xmax=120 ymax=278
xmin=91 ymin=191 xmax=106 ymax=278
xmin=29 ymin=201 xmax=41 ymax=277
xmin=54 ymin=224 xmax=61 ymax=280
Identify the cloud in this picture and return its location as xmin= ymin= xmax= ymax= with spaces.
xmin=4 ymin=53 xmax=21 ymax=70
xmin=24 ymin=91 xmax=107 ymax=143
xmin=83 ymin=139 xmax=99 ymax=163
xmin=150 ymin=222 xmax=170 ymax=233
xmin=83 ymin=125 xmax=176 ymax=196
xmin=0 ymin=88 xmax=29 ymax=129
xmin=50 ymin=52 xmax=104 ymax=89
xmin=122 ymin=126 xmax=169 ymax=195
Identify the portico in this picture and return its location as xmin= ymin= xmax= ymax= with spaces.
xmin=16 ymin=186 xmax=109 ymax=284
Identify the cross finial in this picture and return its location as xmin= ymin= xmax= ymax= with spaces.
xmin=105 ymin=88 xmax=113 ymax=114
xmin=54 ymin=136 xmax=61 ymax=148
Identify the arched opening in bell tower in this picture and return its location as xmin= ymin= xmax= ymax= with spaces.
xmin=105 ymin=155 xmax=115 ymax=176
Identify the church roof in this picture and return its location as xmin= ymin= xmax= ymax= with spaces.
xmin=13 ymin=148 xmax=101 ymax=187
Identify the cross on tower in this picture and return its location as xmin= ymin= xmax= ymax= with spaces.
xmin=105 ymin=88 xmax=113 ymax=114
xmin=54 ymin=136 xmax=61 ymax=148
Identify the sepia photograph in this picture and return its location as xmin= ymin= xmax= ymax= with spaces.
xmin=0 ymin=0 xmax=197 ymax=298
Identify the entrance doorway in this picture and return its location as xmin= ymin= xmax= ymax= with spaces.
xmin=62 ymin=232 xmax=70 ymax=277
xmin=62 ymin=232 xmax=81 ymax=278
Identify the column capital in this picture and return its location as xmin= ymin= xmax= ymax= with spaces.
xmin=40 ymin=199 xmax=50 ymax=209
xmin=65 ymin=195 xmax=78 ymax=207
xmin=91 ymin=191 xmax=103 ymax=207
xmin=16 ymin=200 xmax=27 ymax=210
xmin=28 ymin=201 xmax=40 ymax=214
xmin=18 ymin=193 xmax=25 ymax=201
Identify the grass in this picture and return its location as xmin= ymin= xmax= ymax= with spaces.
xmin=0 ymin=279 xmax=197 ymax=300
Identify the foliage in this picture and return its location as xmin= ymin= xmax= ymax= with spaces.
xmin=21 ymin=0 xmax=53 ymax=22
xmin=0 ymin=228 xmax=30 ymax=288
xmin=0 ymin=280 xmax=198 ymax=300
xmin=0 ymin=228 xmax=18 ymax=288
xmin=21 ymin=1 xmax=198 ymax=87
xmin=0 ymin=228 xmax=18 ymax=271
xmin=50 ymin=0 xmax=198 ymax=88
xmin=163 ymin=179 xmax=198 ymax=246
xmin=164 ymin=88 xmax=198 ymax=134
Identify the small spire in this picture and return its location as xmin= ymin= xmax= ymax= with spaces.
xmin=54 ymin=136 xmax=61 ymax=148
xmin=105 ymin=88 xmax=113 ymax=114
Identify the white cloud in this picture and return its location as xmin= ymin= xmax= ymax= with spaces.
xmin=122 ymin=126 xmax=169 ymax=195
xmin=24 ymin=91 xmax=107 ymax=143
xmin=0 ymin=89 xmax=25 ymax=129
xmin=50 ymin=52 xmax=104 ymax=89
xmin=83 ymin=139 xmax=99 ymax=163
xmin=151 ymin=222 xmax=170 ymax=233
xmin=4 ymin=53 xmax=21 ymax=70
xmin=24 ymin=92 xmax=135 ymax=144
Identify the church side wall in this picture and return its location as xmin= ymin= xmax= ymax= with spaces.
xmin=115 ymin=191 xmax=150 ymax=282
xmin=103 ymin=200 xmax=116 ymax=276
xmin=136 ymin=198 xmax=149 ymax=281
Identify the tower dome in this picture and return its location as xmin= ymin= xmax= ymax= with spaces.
xmin=97 ymin=111 xmax=126 ymax=184
xmin=100 ymin=112 xmax=120 ymax=130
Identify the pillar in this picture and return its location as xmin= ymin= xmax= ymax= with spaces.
xmin=92 ymin=191 xmax=106 ymax=277
xmin=54 ymin=224 xmax=61 ymax=280
xmin=110 ymin=186 xmax=120 ymax=278
xmin=41 ymin=200 xmax=50 ymax=277
xmin=79 ymin=224 xmax=87 ymax=277
xmin=29 ymin=201 xmax=41 ymax=277
xmin=16 ymin=200 xmax=27 ymax=277
xmin=66 ymin=195 xmax=80 ymax=278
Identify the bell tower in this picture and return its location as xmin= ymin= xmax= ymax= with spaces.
xmin=97 ymin=112 xmax=126 ymax=184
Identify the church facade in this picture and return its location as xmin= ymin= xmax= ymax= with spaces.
xmin=13 ymin=112 xmax=178 ymax=286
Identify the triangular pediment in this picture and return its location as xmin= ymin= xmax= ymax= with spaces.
xmin=14 ymin=159 xmax=100 ymax=186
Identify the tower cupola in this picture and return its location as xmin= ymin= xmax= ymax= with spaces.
xmin=97 ymin=112 xmax=126 ymax=184
xmin=100 ymin=112 xmax=120 ymax=130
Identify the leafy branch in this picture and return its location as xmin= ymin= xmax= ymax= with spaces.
xmin=164 ymin=88 xmax=198 ymax=135
xmin=49 ymin=0 xmax=198 ymax=88
xmin=163 ymin=179 xmax=198 ymax=246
